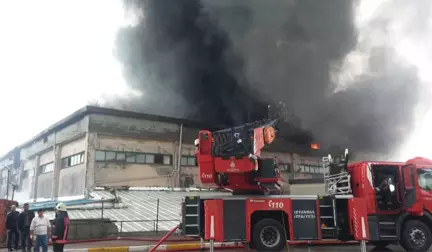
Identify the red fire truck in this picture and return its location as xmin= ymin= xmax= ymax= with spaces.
xmin=180 ymin=115 xmax=432 ymax=251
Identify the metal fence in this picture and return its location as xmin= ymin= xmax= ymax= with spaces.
xmin=67 ymin=219 xmax=181 ymax=240
xmin=46 ymin=195 xmax=187 ymax=237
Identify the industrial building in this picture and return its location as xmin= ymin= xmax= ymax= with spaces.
xmin=0 ymin=106 xmax=327 ymax=205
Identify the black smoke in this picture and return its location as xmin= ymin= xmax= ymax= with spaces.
xmin=115 ymin=0 xmax=268 ymax=125
xmin=113 ymin=0 xmax=424 ymax=157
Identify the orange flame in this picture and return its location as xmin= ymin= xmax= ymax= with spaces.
xmin=310 ymin=143 xmax=320 ymax=150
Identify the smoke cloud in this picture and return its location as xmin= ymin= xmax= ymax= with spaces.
xmin=112 ymin=0 xmax=428 ymax=158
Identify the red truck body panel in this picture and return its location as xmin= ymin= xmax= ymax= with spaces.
xmin=199 ymin=196 xmax=369 ymax=244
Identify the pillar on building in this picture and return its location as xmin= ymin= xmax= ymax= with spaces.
xmin=51 ymin=144 xmax=61 ymax=200
xmin=32 ymin=155 xmax=40 ymax=201
xmin=82 ymin=132 xmax=90 ymax=196
xmin=85 ymin=133 xmax=96 ymax=191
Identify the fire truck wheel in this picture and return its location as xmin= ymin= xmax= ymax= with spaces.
xmin=252 ymin=218 xmax=286 ymax=251
xmin=400 ymin=220 xmax=432 ymax=252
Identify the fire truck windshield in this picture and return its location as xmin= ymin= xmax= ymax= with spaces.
xmin=417 ymin=168 xmax=432 ymax=190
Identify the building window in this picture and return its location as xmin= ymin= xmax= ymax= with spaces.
xmin=116 ymin=152 xmax=126 ymax=161
xmin=62 ymin=152 xmax=84 ymax=169
xmin=40 ymin=162 xmax=54 ymax=174
xmin=136 ymin=154 xmax=145 ymax=163
xmin=163 ymin=155 xmax=171 ymax=165
xmin=95 ymin=150 xmax=173 ymax=165
xmin=106 ymin=152 xmax=116 ymax=161
xmin=154 ymin=153 xmax=172 ymax=165
xmin=126 ymin=153 xmax=136 ymax=163
xmin=297 ymin=164 xmax=323 ymax=174
xmin=181 ymin=156 xmax=196 ymax=166
xmin=96 ymin=151 xmax=105 ymax=161
xmin=145 ymin=154 xmax=155 ymax=163
xmin=278 ymin=163 xmax=292 ymax=172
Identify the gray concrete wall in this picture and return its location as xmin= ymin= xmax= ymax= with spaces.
xmin=0 ymin=156 xmax=14 ymax=199
xmin=0 ymin=111 xmax=329 ymax=201
xmin=20 ymin=116 xmax=89 ymax=160
xmin=85 ymin=133 xmax=97 ymax=189
xmin=65 ymin=219 xmax=118 ymax=240
xmin=58 ymin=164 xmax=86 ymax=198
xmin=57 ymin=136 xmax=87 ymax=198
xmin=93 ymin=135 xmax=177 ymax=187
xmin=90 ymin=132 xmax=324 ymax=188
xmin=37 ymin=172 xmax=53 ymax=199
xmin=36 ymin=150 xmax=54 ymax=200
xmin=14 ymin=117 xmax=89 ymax=201
xmin=14 ymin=157 xmax=36 ymax=203
xmin=88 ymin=114 xmax=183 ymax=141
xmin=0 ymin=170 xmax=7 ymax=198
xmin=88 ymin=114 xmax=184 ymax=187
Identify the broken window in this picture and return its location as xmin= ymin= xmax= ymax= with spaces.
xmin=61 ymin=152 xmax=85 ymax=168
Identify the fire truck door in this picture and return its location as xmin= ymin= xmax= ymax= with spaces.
xmin=401 ymin=165 xmax=417 ymax=209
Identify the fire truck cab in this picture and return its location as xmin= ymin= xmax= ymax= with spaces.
xmin=345 ymin=156 xmax=432 ymax=251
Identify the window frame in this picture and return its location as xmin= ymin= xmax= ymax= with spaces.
xmin=116 ymin=152 xmax=126 ymax=161
xmin=39 ymin=162 xmax=54 ymax=174
xmin=126 ymin=152 xmax=136 ymax=163
xmin=296 ymin=163 xmax=324 ymax=175
xmin=278 ymin=163 xmax=292 ymax=172
xmin=95 ymin=151 xmax=106 ymax=161
xmin=61 ymin=152 xmax=85 ymax=169
xmin=181 ymin=156 xmax=196 ymax=167
xmin=94 ymin=150 xmax=173 ymax=165
xmin=417 ymin=168 xmax=432 ymax=191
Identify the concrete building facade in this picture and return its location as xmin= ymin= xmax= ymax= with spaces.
xmin=0 ymin=106 xmax=327 ymax=204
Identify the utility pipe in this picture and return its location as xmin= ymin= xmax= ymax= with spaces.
xmin=177 ymin=124 xmax=183 ymax=186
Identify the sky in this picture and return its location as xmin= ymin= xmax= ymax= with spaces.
xmin=0 ymin=0 xmax=431 ymax=160
xmin=0 ymin=0 xmax=133 ymax=155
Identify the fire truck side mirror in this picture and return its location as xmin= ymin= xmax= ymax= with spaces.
xmin=194 ymin=139 xmax=199 ymax=147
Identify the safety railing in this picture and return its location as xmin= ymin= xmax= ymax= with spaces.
xmin=67 ymin=219 xmax=181 ymax=241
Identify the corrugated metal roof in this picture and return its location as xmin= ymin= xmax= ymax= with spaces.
xmin=44 ymin=190 xmax=228 ymax=232
xmin=89 ymin=190 xmax=116 ymax=200
xmin=28 ymin=199 xmax=98 ymax=211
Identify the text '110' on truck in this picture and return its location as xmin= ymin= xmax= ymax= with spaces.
xmin=179 ymin=111 xmax=432 ymax=251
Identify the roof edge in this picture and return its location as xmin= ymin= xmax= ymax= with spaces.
xmin=1 ymin=106 xmax=215 ymax=160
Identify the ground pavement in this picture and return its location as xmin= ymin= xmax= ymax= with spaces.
xmin=0 ymin=239 xmax=424 ymax=252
